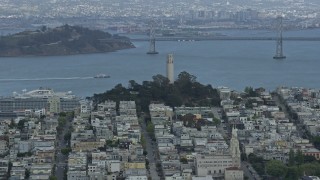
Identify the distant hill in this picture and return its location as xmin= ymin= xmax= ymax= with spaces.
xmin=0 ymin=25 xmax=135 ymax=57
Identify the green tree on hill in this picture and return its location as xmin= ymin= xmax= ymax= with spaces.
xmin=300 ymin=163 xmax=320 ymax=176
xmin=295 ymin=149 xmax=304 ymax=166
xmin=313 ymin=136 xmax=320 ymax=149
xmin=93 ymin=72 xmax=221 ymax=113
xmin=266 ymin=160 xmax=287 ymax=179
xmin=288 ymin=149 xmax=295 ymax=166
xmin=285 ymin=166 xmax=301 ymax=180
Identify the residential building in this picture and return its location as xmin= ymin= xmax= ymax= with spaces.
xmin=224 ymin=167 xmax=243 ymax=180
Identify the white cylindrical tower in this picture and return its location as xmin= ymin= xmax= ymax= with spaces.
xmin=166 ymin=53 xmax=174 ymax=84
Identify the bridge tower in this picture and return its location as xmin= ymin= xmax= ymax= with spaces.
xmin=147 ymin=20 xmax=158 ymax=54
xmin=273 ymin=16 xmax=286 ymax=59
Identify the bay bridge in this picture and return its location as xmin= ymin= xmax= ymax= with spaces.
xmin=130 ymin=36 xmax=320 ymax=42
xmin=142 ymin=17 xmax=317 ymax=58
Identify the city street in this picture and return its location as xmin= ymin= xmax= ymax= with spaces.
xmin=272 ymin=94 xmax=305 ymax=138
xmin=54 ymin=116 xmax=72 ymax=180
xmin=241 ymin=161 xmax=261 ymax=180
xmin=140 ymin=118 xmax=160 ymax=180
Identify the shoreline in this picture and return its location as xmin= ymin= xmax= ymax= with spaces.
xmin=0 ymin=46 xmax=135 ymax=58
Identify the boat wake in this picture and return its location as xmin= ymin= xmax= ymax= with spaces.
xmin=0 ymin=77 xmax=94 ymax=82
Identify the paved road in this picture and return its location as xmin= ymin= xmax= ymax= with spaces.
xmin=241 ymin=162 xmax=261 ymax=180
xmin=217 ymin=122 xmax=229 ymax=139
xmin=140 ymin=118 xmax=160 ymax=180
xmin=211 ymin=107 xmax=223 ymax=120
xmin=272 ymin=94 xmax=305 ymax=138
xmin=211 ymin=107 xmax=230 ymax=139
xmin=55 ymin=116 xmax=72 ymax=180
xmin=272 ymin=94 xmax=291 ymax=120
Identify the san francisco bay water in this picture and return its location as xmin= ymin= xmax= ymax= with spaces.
xmin=1 ymin=29 xmax=320 ymax=97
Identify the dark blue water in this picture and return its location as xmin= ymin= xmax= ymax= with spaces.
xmin=0 ymin=29 xmax=320 ymax=97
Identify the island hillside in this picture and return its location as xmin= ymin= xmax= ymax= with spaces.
xmin=0 ymin=25 xmax=135 ymax=56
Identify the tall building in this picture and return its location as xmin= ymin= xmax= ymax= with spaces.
xmin=230 ymin=126 xmax=241 ymax=167
xmin=194 ymin=127 xmax=242 ymax=178
xmin=166 ymin=53 xmax=174 ymax=84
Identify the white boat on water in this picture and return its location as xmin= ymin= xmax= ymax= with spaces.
xmin=94 ymin=74 xmax=110 ymax=78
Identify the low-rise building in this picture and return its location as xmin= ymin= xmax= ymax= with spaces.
xmin=224 ymin=167 xmax=244 ymax=180
xmin=0 ymin=159 xmax=9 ymax=179
xmin=29 ymin=164 xmax=52 ymax=180
xmin=0 ymin=140 xmax=8 ymax=155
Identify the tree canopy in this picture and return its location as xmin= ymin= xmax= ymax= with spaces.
xmin=266 ymin=160 xmax=287 ymax=178
xmin=313 ymin=136 xmax=320 ymax=149
xmin=93 ymin=72 xmax=221 ymax=113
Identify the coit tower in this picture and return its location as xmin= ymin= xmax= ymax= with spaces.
xmin=166 ymin=53 xmax=174 ymax=84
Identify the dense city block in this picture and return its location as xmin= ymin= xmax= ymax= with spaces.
xmin=1 ymin=73 xmax=320 ymax=179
